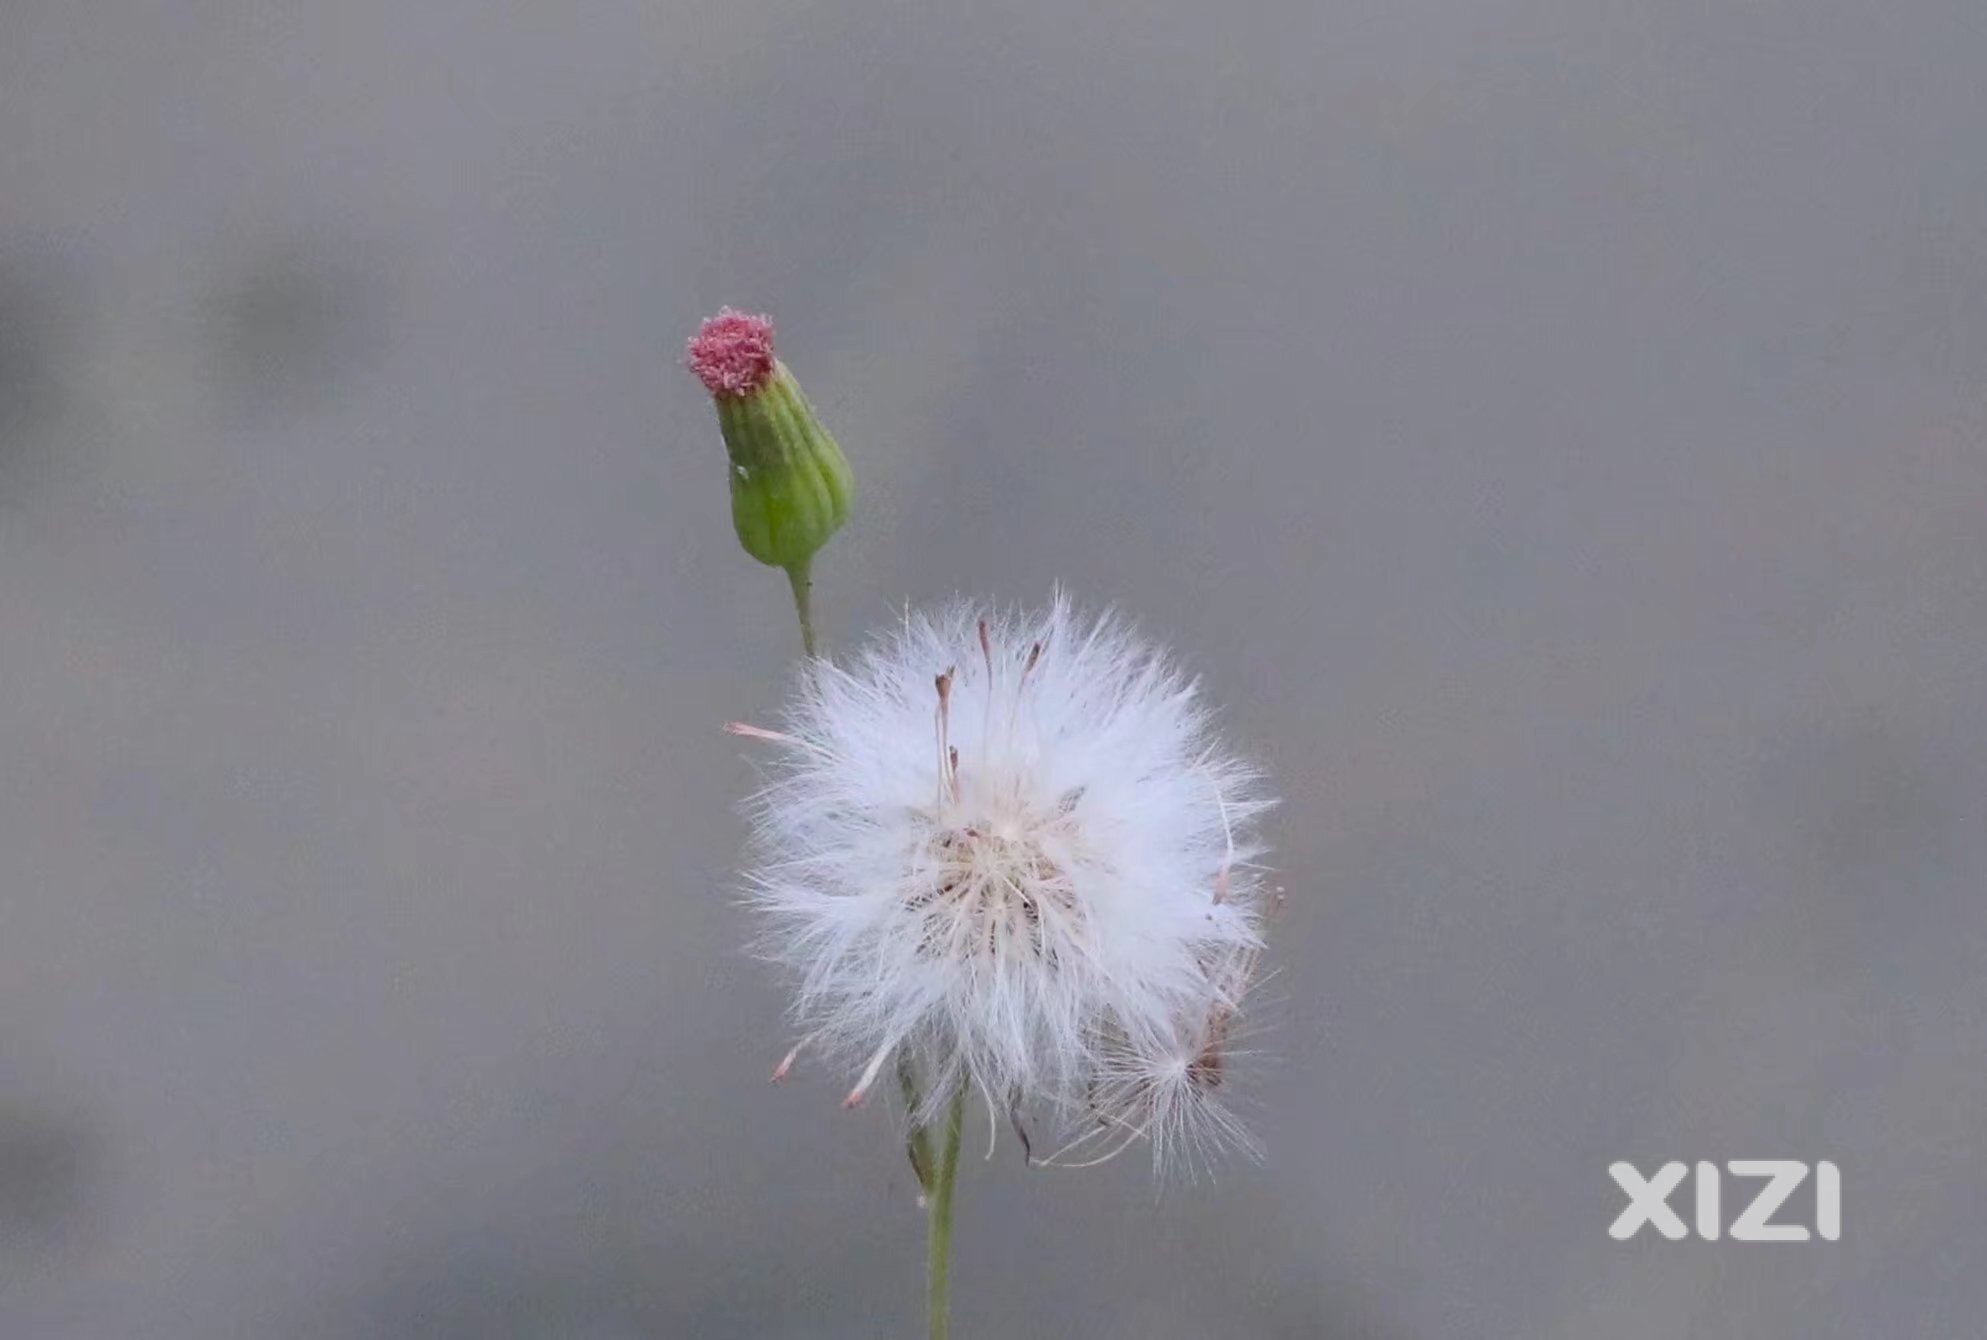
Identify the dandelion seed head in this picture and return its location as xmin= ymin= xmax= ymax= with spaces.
xmin=737 ymin=593 xmax=1277 ymax=1169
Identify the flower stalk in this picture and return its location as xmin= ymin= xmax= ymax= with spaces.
xmin=785 ymin=556 xmax=818 ymax=659
xmin=924 ymin=1085 xmax=967 ymax=1340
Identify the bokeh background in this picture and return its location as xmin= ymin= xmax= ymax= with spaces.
xmin=3 ymin=2 xmax=1984 ymax=1337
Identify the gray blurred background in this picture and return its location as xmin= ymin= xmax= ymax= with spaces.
xmin=2 ymin=2 xmax=1983 ymax=1337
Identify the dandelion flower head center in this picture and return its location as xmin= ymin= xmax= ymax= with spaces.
xmin=908 ymin=769 xmax=1086 ymax=962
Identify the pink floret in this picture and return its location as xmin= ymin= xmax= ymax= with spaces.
xmin=687 ymin=308 xmax=777 ymax=396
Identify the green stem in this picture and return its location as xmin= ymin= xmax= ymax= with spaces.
xmin=785 ymin=558 xmax=817 ymax=658
xmin=925 ymin=1085 xmax=966 ymax=1340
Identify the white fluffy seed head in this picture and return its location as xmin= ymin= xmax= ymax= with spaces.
xmin=737 ymin=594 xmax=1276 ymax=1171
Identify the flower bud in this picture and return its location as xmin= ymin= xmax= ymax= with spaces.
xmin=687 ymin=309 xmax=853 ymax=570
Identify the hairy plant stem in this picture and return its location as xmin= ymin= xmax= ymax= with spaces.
xmin=925 ymin=1085 xmax=967 ymax=1340
xmin=785 ymin=558 xmax=817 ymax=658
